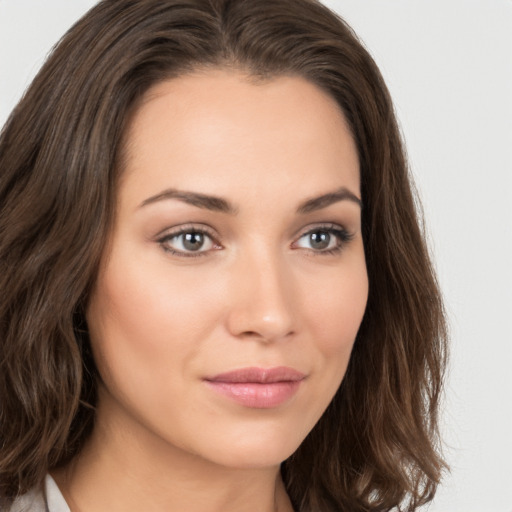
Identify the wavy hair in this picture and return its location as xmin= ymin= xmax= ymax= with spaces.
xmin=0 ymin=0 xmax=447 ymax=510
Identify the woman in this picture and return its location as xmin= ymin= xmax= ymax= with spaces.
xmin=0 ymin=0 xmax=447 ymax=511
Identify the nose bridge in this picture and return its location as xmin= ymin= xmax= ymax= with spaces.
xmin=226 ymin=241 xmax=296 ymax=341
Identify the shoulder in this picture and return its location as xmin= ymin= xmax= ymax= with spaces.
xmin=7 ymin=475 xmax=69 ymax=512
xmin=8 ymin=487 xmax=46 ymax=512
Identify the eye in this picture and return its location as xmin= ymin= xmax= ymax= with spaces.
xmin=157 ymin=227 xmax=220 ymax=257
xmin=293 ymin=225 xmax=353 ymax=254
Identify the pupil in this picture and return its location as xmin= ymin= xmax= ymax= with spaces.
xmin=310 ymin=231 xmax=330 ymax=250
xmin=183 ymin=232 xmax=204 ymax=251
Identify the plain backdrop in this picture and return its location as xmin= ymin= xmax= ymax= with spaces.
xmin=1 ymin=1 xmax=511 ymax=511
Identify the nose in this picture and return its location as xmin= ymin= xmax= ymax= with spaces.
xmin=225 ymin=250 xmax=297 ymax=343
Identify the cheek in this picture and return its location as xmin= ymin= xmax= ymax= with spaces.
xmin=86 ymin=258 xmax=168 ymax=395
xmin=85 ymin=249 xmax=230 ymax=407
xmin=88 ymin=253 xmax=216 ymax=350
xmin=284 ymin=258 xmax=368 ymax=442
xmin=302 ymin=260 xmax=368 ymax=358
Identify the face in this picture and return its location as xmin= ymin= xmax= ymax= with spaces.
xmin=86 ymin=70 xmax=368 ymax=469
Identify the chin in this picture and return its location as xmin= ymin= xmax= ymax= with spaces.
xmin=184 ymin=421 xmax=310 ymax=470
xmin=202 ymin=445 xmax=298 ymax=470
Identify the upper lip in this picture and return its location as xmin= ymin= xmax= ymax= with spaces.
xmin=205 ymin=366 xmax=306 ymax=383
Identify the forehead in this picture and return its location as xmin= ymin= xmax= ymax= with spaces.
xmin=119 ymin=69 xmax=360 ymax=207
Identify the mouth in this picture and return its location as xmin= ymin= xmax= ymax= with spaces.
xmin=204 ymin=367 xmax=306 ymax=409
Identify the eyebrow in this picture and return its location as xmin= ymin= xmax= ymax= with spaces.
xmin=140 ymin=189 xmax=237 ymax=214
xmin=296 ymin=187 xmax=362 ymax=213
xmin=139 ymin=186 xmax=361 ymax=214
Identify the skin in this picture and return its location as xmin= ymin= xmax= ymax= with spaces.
xmin=54 ymin=70 xmax=368 ymax=512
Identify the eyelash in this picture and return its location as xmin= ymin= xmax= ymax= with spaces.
xmin=156 ymin=223 xmax=354 ymax=258
xmin=294 ymin=224 xmax=354 ymax=256
xmin=157 ymin=224 xmax=220 ymax=258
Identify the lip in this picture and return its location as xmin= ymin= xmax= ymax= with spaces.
xmin=204 ymin=366 xmax=306 ymax=409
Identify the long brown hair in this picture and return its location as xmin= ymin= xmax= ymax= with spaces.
xmin=0 ymin=1 xmax=447 ymax=510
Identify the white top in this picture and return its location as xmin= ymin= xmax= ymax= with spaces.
xmin=10 ymin=475 xmax=70 ymax=512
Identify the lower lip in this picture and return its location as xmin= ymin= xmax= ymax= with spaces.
xmin=205 ymin=380 xmax=302 ymax=408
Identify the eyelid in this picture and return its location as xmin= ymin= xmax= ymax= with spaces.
xmin=156 ymin=223 xmax=222 ymax=257
xmin=154 ymin=221 xmax=354 ymax=258
xmin=291 ymin=222 xmax=354 ymax=253
xmin=154 ymin=223 xmax=218 ymax=240
xmin=293 ymin=222 xmax=352 ymax=240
